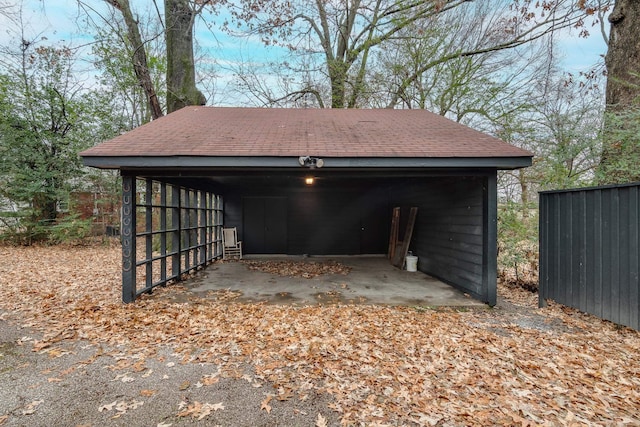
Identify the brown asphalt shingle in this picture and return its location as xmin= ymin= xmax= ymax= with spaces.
xmin=81 ymin=107 xmax=532 ymax=158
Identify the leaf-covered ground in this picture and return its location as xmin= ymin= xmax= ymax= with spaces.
xmin=241 ymin=259 xmax=352 ymax=279
xmin=0 ymin=244 xmax=639 ymax=426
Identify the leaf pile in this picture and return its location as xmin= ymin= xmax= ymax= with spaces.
xmin=241 ymin=259 xmax=351 ymax=279
xmin=1 ymin=245 xmax=639 ymax=425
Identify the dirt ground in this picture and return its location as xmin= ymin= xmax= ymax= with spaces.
xmin=1 ymin=244 xmax=639 ymax=426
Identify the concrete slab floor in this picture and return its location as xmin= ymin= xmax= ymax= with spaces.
xmin=183 ymin=255 xmax=486 ymax=308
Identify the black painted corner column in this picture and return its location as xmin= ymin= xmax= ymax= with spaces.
xmin=483 ymin=172 xmax=498 ymax=307
xmin=121 ymin=175 xmax=136 ymax=303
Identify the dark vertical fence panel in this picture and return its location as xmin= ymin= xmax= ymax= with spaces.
xmin=539 ymin=183 xmax=640 ymax=330
xmin=630 ymin=188 xmax=639 ymax=328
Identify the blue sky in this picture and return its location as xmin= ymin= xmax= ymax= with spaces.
xmin=0 ymin=1 xmax=609 ymax=105
xmin=555 ymin=25 xmax=608 ymax=73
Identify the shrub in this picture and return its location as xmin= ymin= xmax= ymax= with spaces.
xmin=497 ymin=202 xmax=539 ymax=291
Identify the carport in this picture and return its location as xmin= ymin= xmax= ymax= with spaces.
xmin=80 ymin=107 xmax=532 ymax=304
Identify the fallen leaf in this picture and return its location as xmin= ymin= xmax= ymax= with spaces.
xmin=99 ymin=399 xmax=143 ymax=415
xmin=60 ymin=367 xmax=75 ymax=376
xmin=140 ymin=389 xmax=157 ymax=397
xmin=260 ymin=394 xmax=273 ymax=414
xmin=179 ymin=381 xmax=190 ymax=391
xmin=177 ymin=401 xmax=224 ymax=420
xmin=201 ymin=374 xmax=219 ymax=386
xmin=47 ymin=348 xmax=64 ymax=358
xmin=277 ymin=388 xmax=293 ymax=401
xmin=132 ymin=360 xmax=146 ymax=372
xmin=22 ymin=400 xmax=43 ymax=415
xmin=210 ymin=402 xmax=224 ymax=411
xmin=0 ymin=415 xmax=8 ymax=425
xmin=129 ymin=400 xmax=144 ymax=410
xmin=242 ymin=260 xmax=351 ymax=279
xmin=32 ymin=341 xmax=50 ymax=352
xmin=98 ymin=401 xmax=117 ymax=412
xmin=316 ymin=413 xmax=328 ymax=427
xmin=115 ymin=374 xmax=134 ymax=383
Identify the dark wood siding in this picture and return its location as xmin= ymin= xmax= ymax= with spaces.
xmin=243 ymin=197 xmax=287 ymax=253
xmin=288 ymin=191 xmax=360 ymax=254
xmin=223 ymin=180 xmax=389 ymax=255
xmin=389 ymin=176 xmax=486 ymax=299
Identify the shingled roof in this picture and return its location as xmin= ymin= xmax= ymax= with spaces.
xmin=81 ymin=107 xmax=532 ymax=170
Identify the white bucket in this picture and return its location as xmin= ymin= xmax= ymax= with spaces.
xmin=405 ymin=255 xmax=418 ymax=272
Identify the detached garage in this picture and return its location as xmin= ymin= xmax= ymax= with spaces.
xmin=81 ymin=107 xmax=532 ymax=305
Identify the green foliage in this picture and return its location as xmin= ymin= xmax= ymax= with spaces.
xmin=596 ymin=106 xmax=640 ymax=184
xmin=0 ymin=42 xmax=116 ymax=245
xmin=497 ymin=202 xmax=539 ymax=291
xmin=91 ymin=22 xmax=166 ymax=127
xmin=48 ymin=213 xmax=94 ymax=244
xmin=0 ymin=211 xmax=93 ymax=245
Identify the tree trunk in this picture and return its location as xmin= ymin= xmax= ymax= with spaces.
xmin=328 ymin=59 xmax=348 ymax=108
xmin=604 ymin=0 xmax=640 ymax=108
xmin=165 ymin=0 xmax=206 ymax=113
xmin=106 ymin=0 xmax=164 ymax=120
xmin=599 ymin=0 xmax=640 ymax=183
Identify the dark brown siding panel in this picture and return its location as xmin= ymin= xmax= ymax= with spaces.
xmin=223 ymin=194 xmax=243 ymax=237
xmin=288 ymin=191 xmax=361 ymax=254
xmin=224 ymin=181 xmax=389 ymax=255
xmin=390 ymin=176 xmax=486 ymax=299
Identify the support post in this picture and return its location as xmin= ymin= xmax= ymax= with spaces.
xmin=121 ymin=175 xmax=136 ymax=303
xmin=160 ymin=182 xmax=167 ymax=284
xmin=172 ymin=185 xmax=181 ymax=279
xmin=145 ymin=178 xmax=153 ymax=289
xmin=199 ymin=190 xmax=207 ymax=265
xmin=483 ymin=172 xmax=498 ymax=307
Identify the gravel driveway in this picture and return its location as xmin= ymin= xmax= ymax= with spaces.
xmin=0 ymin=310 xmax=337 ymax=427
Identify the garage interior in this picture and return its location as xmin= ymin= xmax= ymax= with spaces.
xmin=121 ymin=168 xmax=496 ymax=306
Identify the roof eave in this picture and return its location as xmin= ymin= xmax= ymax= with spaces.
xmin=81 ymin=155 xmax=532 ymax=170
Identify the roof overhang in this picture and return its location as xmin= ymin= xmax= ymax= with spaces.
xmin=82 ymin=155 xmax=532 ymax=171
